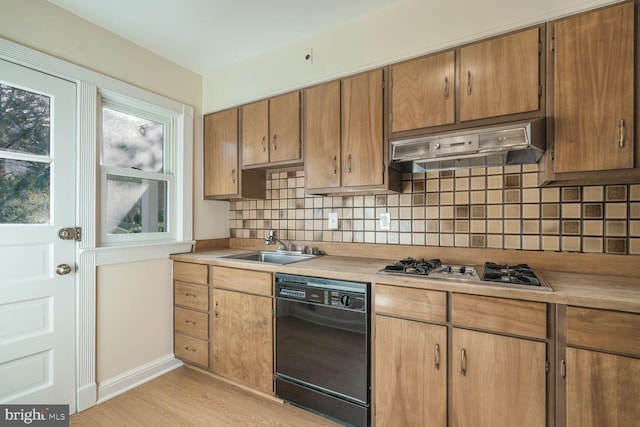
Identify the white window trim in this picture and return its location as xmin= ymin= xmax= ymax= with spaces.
xmin=98 ymin=94 xmax=178 ymax=246
xmin=0 ymin=36 xmax=194 ymax=412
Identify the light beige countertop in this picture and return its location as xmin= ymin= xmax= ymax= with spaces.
xmin=171 ymin=250 xmax=640 ymax=313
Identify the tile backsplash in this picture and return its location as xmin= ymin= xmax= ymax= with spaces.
xmin=230 ymin=165 xmax=640 ymax=255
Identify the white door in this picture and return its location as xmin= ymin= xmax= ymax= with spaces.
xmin=0 ymin=59 xmax=77 ymax=412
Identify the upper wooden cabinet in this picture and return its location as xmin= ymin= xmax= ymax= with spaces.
xmin=203 ymin=109 xmax=265 ymax=200
xmin=552 ymin=1 xmax=635 ymax=174
xmin=389 ymin=26 xmax=543 ymax=137
xmin=390 ymin=50 xmax=456 ymax=133
xmin=304 ymin=69 xmax=401 ymax=194
xmin=241 ymin=91 xmax=301 ymax=168
xmin=459 ymin=27 xmax=541 ymax=122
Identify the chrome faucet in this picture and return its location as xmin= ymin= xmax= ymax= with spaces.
xmin=264 ymin=229 xmax=289 ymax=249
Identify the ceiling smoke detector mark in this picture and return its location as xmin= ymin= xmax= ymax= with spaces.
xmin=304 ymin=48 xmax=313 ymax=64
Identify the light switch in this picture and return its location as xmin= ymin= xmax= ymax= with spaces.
xmin=379 ymin=212 xmax=391 ymax=230
xmin=328 ymin=212 xmax=338 ymax=230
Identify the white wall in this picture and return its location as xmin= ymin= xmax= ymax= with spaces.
xmin=203 ymin=0 xmax=616 ymax=112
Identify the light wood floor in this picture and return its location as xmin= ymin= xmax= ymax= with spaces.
xmin=70 ymin=366 xmax=341 ymax=426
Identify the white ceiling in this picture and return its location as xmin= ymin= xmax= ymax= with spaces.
xmin=48 ymin=0 xmax=397 ymax=76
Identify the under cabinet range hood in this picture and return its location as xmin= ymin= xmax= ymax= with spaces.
xmin=390 ymin=119 xmax=545 ymax=172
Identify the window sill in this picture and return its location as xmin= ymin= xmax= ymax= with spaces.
xmin=83 ymin=241 xmax=194 ymax=266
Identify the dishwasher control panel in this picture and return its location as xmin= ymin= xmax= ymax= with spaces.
xmin=275 ymin=273 xmax=368 ymax=312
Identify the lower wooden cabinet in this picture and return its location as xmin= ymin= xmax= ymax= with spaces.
xmin=451 ymin=328 xmax=547 ymax=427
xmin=211 ymin=266 xmax=274 ymax=394
xmin=560 ymin=306 xmax=640 ymax=427
xmin=375 ymin=315 xmax=446 ymax=427
xmin=173 ymin=261 xmax=210 ymax=369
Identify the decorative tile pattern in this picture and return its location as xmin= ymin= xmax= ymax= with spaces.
xmin=229 ymin=167 xmax=637 ymax=255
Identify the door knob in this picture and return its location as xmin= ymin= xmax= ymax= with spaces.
xmin=56 ymin=264 xmax=73 ymax=275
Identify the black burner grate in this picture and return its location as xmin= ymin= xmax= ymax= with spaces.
xmin=482 ymin=262 xmax=541 ymax=286
xmin=383 ymin=258 xmax=441 ymax=275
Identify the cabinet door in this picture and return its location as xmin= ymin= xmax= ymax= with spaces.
xmin=375 ymin=315 xmax=446 ymax=427
xmin=566 ymin=347 xmax=640 ymax=427
xmin=452 ymin=328 xmax=546 ymax=427
xmin=553 ymin=2 xmax=635 ymax=173
xmin=391 ymin=51 xmax=455 ymax=132
xmin=204 ymin=109 xmax=238 ymax=197
xmin=342 ymin=69 xmax=384 ymax=187
xmin=211 ymin=289 xmax=273 ymax=394
xmin=304 ymin=80 xmax=341 ymax=190
xmin=460 ymin=27 xmax=540 ymax=122
xmin=241 ymin=100 xmax=269 ymax=167
xmin=270 ymin=91 xmax=301 ymax=163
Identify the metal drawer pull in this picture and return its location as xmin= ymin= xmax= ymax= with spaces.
xmin=332 ymin=155 xmax=337 ymax=174
xmin=214 ymin=301 xmax=219 ymax=318
xmin=461 ymin=349 xmax=467 ymax=376
xmin=261 ymin=136 xmax=266 ymax=152
xmin=619 ymin=119 xmax=625 ymax=148
xmin=184 ymin=293 xmax=197 ymax=298
xmin=435 ymin=344 xmax=440 ymax=370
xmin=184 ymin=320 xmax=196 ymax=325
xmin=272 ymin=134 xmax=277 ymax=150
xmin=466 ymin=71 xmax=472 ymax=95
xmin=347 ymin=154 xmax=352 ymax=173
xmin=444 ymin=77 xmax=449 ymax=100
xmin=184 ymin=346 xmax=196 ymax=352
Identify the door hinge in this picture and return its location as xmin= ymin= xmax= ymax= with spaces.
xmin=545 ymin=360 xmax=549 ymax=373
xmin=58 ymin=227 xmax=82 ymax=242
xmin=551 ymin=145 xmax=555 ymax=160
xmin=538 ymin=41 xmax=543 ymax=54
xmin=538 ymin=84 xmax=542 ymax=97
xmin=561 ymin=359 xmax=566 ymax=378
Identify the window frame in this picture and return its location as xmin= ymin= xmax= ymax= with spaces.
xmin=98 ymin=92 xmax=180 ymax=246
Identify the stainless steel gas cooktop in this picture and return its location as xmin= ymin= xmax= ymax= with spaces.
xmin=378 ymin=258 xmax=552 ymax=291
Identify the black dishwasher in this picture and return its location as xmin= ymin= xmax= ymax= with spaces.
xmin=275 ymin=273 xmax=370 ymax=427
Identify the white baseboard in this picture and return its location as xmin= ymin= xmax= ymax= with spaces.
xmin=96 ymin=355 xmax=183 ymax=404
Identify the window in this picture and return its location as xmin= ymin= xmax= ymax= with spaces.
xmin=99 ymin=96 xmax=177 ymax=245
xmin=0 ymin=83 xmax=51 ymax=224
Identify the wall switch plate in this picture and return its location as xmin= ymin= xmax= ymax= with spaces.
xmin=379 ymin=212 xmax=391 ymax=230
xmin=328 ymin=212 xmax=338 ymax=230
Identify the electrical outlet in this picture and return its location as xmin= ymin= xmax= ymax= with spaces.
xmin=304 ymin=48 xmax=313 ymax=64
xmin=379 ymin=212 xmax=391 ymax=231
xmin=328 ymin=212 xmax=338 ymax=230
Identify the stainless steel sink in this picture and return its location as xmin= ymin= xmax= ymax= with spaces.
xmin=222 ymin=251 xmax=318 ymax=265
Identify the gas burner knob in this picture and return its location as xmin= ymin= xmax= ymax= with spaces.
xmin=443 ymin=266 xmax=451 ymax=273
xmin=340 ymin=295 xmax=352 ymax=307
xmin=460 ymin=266 xmax=466 ymax=274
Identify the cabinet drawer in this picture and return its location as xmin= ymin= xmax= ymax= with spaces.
xmin=175 ymin=307 xmax=208 ymax=340
xmin=212 ymin=266 xmax=272 ymax=296
xmin=375 ymin=284 xmax=446 ymax=323
xmin=452 ymin=293 xmax=547 ymax=339
xmin=567 ymin=307 xmax=640 ymax=356
xmin=173 ymin=261 xmax=208 ymax=285
xmin=175 ymin=333 xmax=209 ymax=367
xmin=175 ymin=282 xmax=209 ymax=311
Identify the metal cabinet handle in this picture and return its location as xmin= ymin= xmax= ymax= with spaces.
xmin=435 ymin=344 xmax=440 ymax=370
xmin=466 ymin=71 xmax=472 ymax=95
xmin=444 ymin=77 xmax=449 ymax=100
xmin=332 ymin=155 xmax=337 ymax=174
xmin=561 ymin=359 xmax=566 ymax=378
xmin=461 ymin=349 xmax=467 ymax=376
xmin=619 ymin=119 xmax=625 ymax=148
xmin=261 ymin=136 xmax=266 ymax=152
xmin=184 ymin=320 xmax=196 ymax=325
xmin=347 ymin=154 xmax=352 ymax=173
xmin=272 ymin=134 xmax=277 ymax=150
xmin=184 ymin=293 xmax=197 ymax=298
xmin=214 ymin=301 xmax=219 ymax=318
xmin=184 ymin=346 xmax=196 ymax=352
xmin=231 ymin=168 xmax=236 ymax=184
